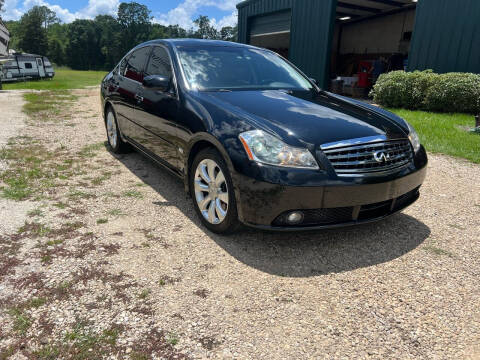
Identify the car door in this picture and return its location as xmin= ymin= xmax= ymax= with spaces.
xmin=114 ymin=46 xmax=151 ymax=140
xmin=134 ymin=45 xmax=180 ymax=169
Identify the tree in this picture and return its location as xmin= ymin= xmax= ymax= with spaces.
xmin=47 ymin=38 xmax=64 ymax=65
xmin=37 ymin=5 xmax=60 ymax=29
xmin=220 ymin=25 xmax=237 ymax=42
xmin=65 ymin=20 xmax=102 ymax=70
xmin=17 ymin=6 xmax=48 ymax=55
xmin=0 ymin=0 xmax=4 ymax=12
xmin=95 ymin=15 xmax=122 ymax=69
xmin=5 ymin=21 xmax=21 ymax=50
xmin=166 ymin=24 xmax=188 ymax=38
xmin=117 ymin=2 xmax=151 ymax=54
xmin=193 ymin=16 xmax=218 ymax=40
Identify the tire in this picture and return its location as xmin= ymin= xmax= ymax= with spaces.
xmin=105 ymin=106 xmax=131 ymax=154
xmin=189 ymin=148 xmax=240 ymax=234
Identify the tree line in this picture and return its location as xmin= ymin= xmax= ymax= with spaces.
xmin=4 ymin=2 xmax=237 ymax=70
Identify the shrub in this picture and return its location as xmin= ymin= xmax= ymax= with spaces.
xmin=369 ymin=71 xmax=410 ymax=108
xmin=371 ymin=70 xmax=480 ymax=114
xmin=424 ymin=73 xmax=480 ymax=114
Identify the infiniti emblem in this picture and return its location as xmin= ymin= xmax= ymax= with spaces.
xmin=373 ymin=151 xmax=390 ymax=163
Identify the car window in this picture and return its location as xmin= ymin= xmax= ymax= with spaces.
xmin=177 ymin=47 xmax=313 ymax=91
xmin=145 ymin=46 xmax=172 ymax=79
xmin=119 ymin=55 xmax=129 ymax=75
xmin=124 ymin=46 xmax=151 ymax=83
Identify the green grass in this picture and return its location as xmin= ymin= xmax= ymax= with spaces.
xmin=122 ymin=190 xmax=143 ymax=199
xmin=138 ymin=289 xmax=151 ymax=299
xmin=166 ymin=332 xmax=179 ymax=346
xmin=390 ymin=109 xmax=480 ymax=163
xmin=8 ymin=308 xmax=32 ymax=334
xmin=2 ymin=68 xmax=107 ymax=90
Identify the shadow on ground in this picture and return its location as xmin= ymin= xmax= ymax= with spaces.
xmin=113 ymin=150 xmax=430 ymax=278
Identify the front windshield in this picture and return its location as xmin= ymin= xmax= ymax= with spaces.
xmin=176 ymin=46 xmax=313 ymax=91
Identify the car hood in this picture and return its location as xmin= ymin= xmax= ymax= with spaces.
xmin=195 ymin=89 xmax=408 ymax=147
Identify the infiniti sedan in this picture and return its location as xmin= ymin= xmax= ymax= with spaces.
xmin=101 ymin=39 xmax=427 ymax=233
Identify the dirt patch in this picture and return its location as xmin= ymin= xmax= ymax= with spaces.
xmin=0 ymin=88 xmax=479 ymax=359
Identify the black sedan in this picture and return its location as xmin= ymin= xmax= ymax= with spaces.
xmin=101 ymin=39 xmax=427 ymax=233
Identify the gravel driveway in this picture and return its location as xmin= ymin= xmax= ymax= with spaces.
xmin=0 ymin=88 xmax=479 ymax=359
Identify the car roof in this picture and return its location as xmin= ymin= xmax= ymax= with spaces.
xmin=136 ymin=38 xmax=258 ymax=50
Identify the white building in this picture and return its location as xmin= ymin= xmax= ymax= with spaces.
xmin=0 ymin=19 xmax=10 ymax=56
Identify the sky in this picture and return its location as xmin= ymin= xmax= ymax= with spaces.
xmin=1 ymin=0 xmax=241 ymax=29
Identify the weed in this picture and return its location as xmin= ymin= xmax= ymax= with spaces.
xmin=167 ymin=332 xmax=179 ymax=346
xmin=123 ymin=190 xmax=143 ymax=199
xmin=91 ymin=171 xmax=112 ymax=186
xmin=138 ymin=289 xmax=151 ymax=299
xmin=423 ymin=246 xmax=456 ymax=258
xmin=28 ymin=297 xmax=47 ymax=308
xmin=8 ymin=308 xmax=32 ymax=334
xmin=41 ymin=255 xmax=52 ymax=264
xmin=27 ymin=208 xmax=44 ymax=217
xmin=130 ymin=353 xmax=149 ymax=360
xmin=78 ymin=142 xmax=105 ymax=158
xmin=46 ymin=239 xmax=64 ymax=246
xmin=158 ymin=275 xmax=180 ymax=286
xmin=32 ymin=345 xmax=60 ymax=359
xmin=108 ymin=208 xmax=125 ymax=216
xmin=53 ymin=201 xmax=67 ymax=209
xmin=97 ymin=218 xmax=108 ymax=224
xmin=68 ymin=190 xmax=95 ymax=199
xmin=18 ymin=222 xmax=51 ymax=237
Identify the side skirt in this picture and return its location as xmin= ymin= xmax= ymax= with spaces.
xmin=125 ymin=137 xmax=185 ymax=181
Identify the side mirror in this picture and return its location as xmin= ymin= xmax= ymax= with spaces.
xmin=143 ymin=75 xmax=170 ymax=92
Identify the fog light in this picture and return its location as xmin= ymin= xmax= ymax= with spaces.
xmin=286 ymin=211 xmax=304 ymax=224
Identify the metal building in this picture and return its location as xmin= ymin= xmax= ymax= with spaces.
xmin=237 ymin=0 xmax=480 ymax=88
xmin=0 ymin=19 xmax=10 ymax=57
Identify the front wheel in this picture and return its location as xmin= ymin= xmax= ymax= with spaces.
xmin=189 ymin=148 xmax=240 ymax=234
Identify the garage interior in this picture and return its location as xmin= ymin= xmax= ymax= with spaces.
xmin=331 ymin=0 xmax=417 ymax=97
xmin=246 ymin=0 xmax=418 ymax=97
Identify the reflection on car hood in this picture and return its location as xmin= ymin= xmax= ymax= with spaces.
xmin=197 ymin=89 xmax=408 ymax=147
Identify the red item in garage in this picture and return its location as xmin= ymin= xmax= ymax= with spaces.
xmin=357 ymin=72 xmax=370 ymax=88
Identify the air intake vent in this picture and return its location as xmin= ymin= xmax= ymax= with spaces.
xmin=321 ymin=137 xmax=413 ymax=176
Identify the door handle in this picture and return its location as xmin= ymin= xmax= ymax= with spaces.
xmin=134 ymin=94 xmax=144 ymax=103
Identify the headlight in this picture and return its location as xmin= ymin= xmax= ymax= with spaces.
xmin=239 ymin=130 xmax=319 ymax=169
xmin=406 ymin=122 xmax=421 ymax=152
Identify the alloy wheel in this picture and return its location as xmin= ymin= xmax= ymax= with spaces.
xmin=106 ymin=111 xmax=117 ymax=149
xmin=194 ymin=159 xmax=229 ymax=224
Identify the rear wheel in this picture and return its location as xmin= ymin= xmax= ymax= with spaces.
xmin=190 ymin=148 xmax=240 ymax=234
xmin=105 ymin=107 xmax=130 ymax=153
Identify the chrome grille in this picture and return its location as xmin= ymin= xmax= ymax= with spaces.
xmin=321 ymin=138 xmax=413 ymax=176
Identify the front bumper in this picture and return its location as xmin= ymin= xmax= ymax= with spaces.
xmin=232 ymin=157 xmax=427 ymax=230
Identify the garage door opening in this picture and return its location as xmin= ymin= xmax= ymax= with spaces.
xmin=330 ymin=0 xmax=417 ymax=97
xmin=248 ymin=10 xmax=291 ymax=59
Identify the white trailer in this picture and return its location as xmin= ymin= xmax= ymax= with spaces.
xmin=0 ymin=53 xmax=55 ymax=82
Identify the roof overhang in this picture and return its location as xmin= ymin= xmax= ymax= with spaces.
xmin=336 ymin=0 xmax=417 ymax=22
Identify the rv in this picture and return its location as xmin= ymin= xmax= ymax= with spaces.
xmin=0 ymin=53 xmax=55 ymax=81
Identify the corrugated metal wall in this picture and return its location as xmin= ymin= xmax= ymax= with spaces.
xmin=237 ymin=0 xmax=337 ymax=88
xmin=409 ymin=0 xmax=480 ymax=73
